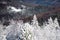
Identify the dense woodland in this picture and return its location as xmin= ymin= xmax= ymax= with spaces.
xmin=0 ymin=0 xmax=60 ymax=26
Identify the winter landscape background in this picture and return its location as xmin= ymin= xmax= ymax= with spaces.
xmin=0 ymin=0 xmax=60 ymax=40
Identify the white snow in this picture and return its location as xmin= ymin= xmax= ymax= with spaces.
xmin=7 ymin=6 xmax=22 ymax=13
xmin=0 ymin=15 xmax=60 ymax=40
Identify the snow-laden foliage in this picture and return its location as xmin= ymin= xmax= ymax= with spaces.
xmin=0 ymin=15 xmax=60 ymax=40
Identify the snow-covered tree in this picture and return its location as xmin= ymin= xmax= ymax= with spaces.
xmin=31 ymin=15 xmax=39 ymax=28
